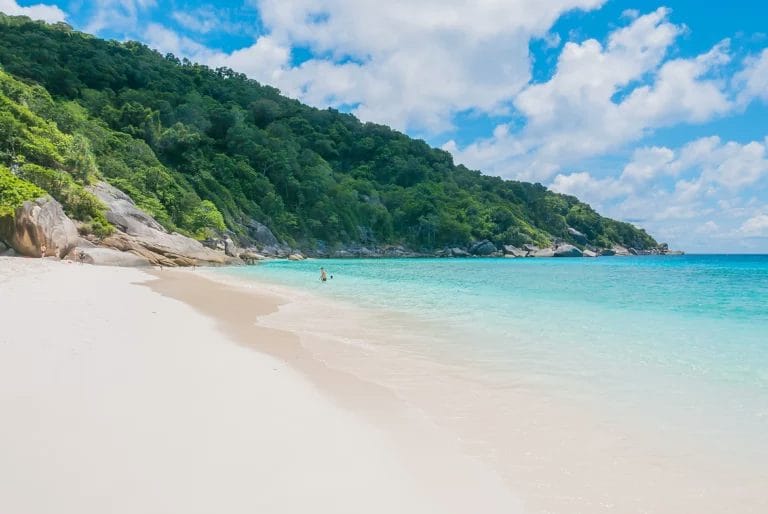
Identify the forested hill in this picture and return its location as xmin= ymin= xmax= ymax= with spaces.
xmin=0 ymin=14 xmax=658 ymax=253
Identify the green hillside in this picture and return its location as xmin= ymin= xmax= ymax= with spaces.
xmin=0 ymin=14 xmax=658 ymax=252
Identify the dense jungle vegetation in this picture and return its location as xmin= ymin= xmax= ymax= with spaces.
xmin=0 ymin=14 xmax=657 ymax=251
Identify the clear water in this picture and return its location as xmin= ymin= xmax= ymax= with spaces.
xmin=217 ymin=255 xmax=768 ymax=509
xmin=222 ymin=256 xmax=767 ymax=384
xmin=222 ymin=255 xmax=768 ymax=413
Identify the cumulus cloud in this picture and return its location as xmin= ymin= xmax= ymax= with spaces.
xmin=735 ymin=48 xmax=768 ymax=105
xmin=143 ymin=24 xmax=290 ymax=83
xmin=0 ymin=0 xmax=66 ymax=22
xmin=550 ymin=136 xmax=768 ymax=250
xmin=85 ymin=0 xmax=156 ymax=34
xmin=739 ymin=214 xmax=768 ymax=237
xmin=248 ymin=0 xmax=607 ymax=132
xmin=447 ymin=8 xmax=735 ymax=182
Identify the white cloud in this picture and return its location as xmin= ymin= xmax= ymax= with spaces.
xmin=550 ymin=172 xmax=629 ymax=201
xmin=735 ymin=48 xmax=768 ymax=105
xmin=85 ymin=0 xmax=156 ymax=34
xmin=550 ymin=136 xmax=768 ymax=250
xmin=143 ymin=24 xmax=290 ymax=85
xmin=447 ymin=9 xmax=735 ymax=182
xmin=739 ymin=214 xmax=768 ymax=237
xmin=172 ymin=10 xmax=219 ymax=34
xmin=0 ymin=0 xmax=66 ymax=22
xmin=621 ymin=146 xmax=676 ymax=182
xmin=171 ymin=5 xmax=252 ymax=35
xmin=245 ymin=0 xmax=608 ymax=132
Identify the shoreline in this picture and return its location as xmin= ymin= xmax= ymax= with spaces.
xmin=194 ymin=264 xmax=768 ymax=514
xmin=3 ymin=257 xmax=766 ymax=513
xmin=0 ymin=257 xmax=522 ymax=514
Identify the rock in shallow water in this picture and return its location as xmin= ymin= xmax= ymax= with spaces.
xmin=469 ymin=240 xmax=497 ymax=256
xmin=532 ymin=248 xmax=555 ymax=258
xmin=554 ymin=244 xmax=583 ymax=258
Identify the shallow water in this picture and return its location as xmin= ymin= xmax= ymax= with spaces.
xmin=217 ymin=255 xmax=768 ymax=512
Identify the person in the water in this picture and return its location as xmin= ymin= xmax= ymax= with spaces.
xmin=320 ymin=267 xmax=327 ymax=282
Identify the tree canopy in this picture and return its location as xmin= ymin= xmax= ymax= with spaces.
xmin=0 ymin=14 xmax=658 ymax=251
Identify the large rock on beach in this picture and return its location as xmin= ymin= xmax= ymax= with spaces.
xmin=451 ymin=247 xmax=470 ymax=257
xmin=65 ymin=247 xmax=151 ymax=267
xmin=0 ymin=197 xmax=79 ymax=258
xmin=532 ymin=248 xmax=555 ymax=258
xmin=245 ymin=219 xmax=279 ymax=246
xmin=582 ymin=249 xmax=598 ymax=258
xmin=503 ymin=245 xmax=527 ymax=257
xmin=554 ymin=244 xmax=583 ymax=258
xmin=612 ymin=245 xmax=631 ymax=256
xmin=88 ymin=181 xmax=236 ymax=266
xmin=469 ymin=240 xmax=497 ymax=256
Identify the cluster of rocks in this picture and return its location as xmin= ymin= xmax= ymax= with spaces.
xmin=0 ymin=182 xmax=245 ymax=267
xmin=432 ymin=237 xmax=682 ymax=259
xmin=1 ymin=185 xmax=682 ymax=268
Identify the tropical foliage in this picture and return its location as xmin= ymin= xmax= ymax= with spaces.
xmin=0 ymin=14 xmax=657 ymax=250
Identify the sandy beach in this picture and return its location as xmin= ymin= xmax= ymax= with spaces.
xmin=3 ymin=257 xmax=767 ymax=514
xmin=0 ymin=257 xmax=522 ymax=514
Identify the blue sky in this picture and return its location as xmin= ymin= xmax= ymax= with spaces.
xmin=3 ymin=0 xmax=768 ymax=252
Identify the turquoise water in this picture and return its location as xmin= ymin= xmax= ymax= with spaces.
xmin=220 ymin=255 xmax=768 ymax=439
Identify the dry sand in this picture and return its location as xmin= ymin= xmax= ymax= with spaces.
xmin=0 ymin=257 xmax=522 ymax=514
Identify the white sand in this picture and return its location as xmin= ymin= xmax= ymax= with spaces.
xmin=0 ymin=257 xmax=522 ymax=514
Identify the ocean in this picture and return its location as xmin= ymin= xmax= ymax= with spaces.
xmin=216 ymin=255 xmax=768 ymax=512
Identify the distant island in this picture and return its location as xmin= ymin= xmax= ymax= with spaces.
xmin=0 ymin=14 xmax=678 ymax=265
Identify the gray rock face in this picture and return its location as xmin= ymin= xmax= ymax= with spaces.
xmin=88 ymin=181 xmax=236 ymax=266
xmin=246 ymin=219 xmax=279 ymax=246
xmin=523 ymin=244 xmax=540 ymax=252
xmin=567 ymin=227 xmax=588 ymax=244
xmin=469 ymin=240 xmax=497 ymax=256
xmin=554 ymin=244 xmax=583 ymax=257
xmin=503 ymin=245 xmax=527 ymax=257
xmin=451 ymin=247 xmax=470 ymax=257
xmin=87 ymin=182 xmax=166 ymax=234
xmin=532 ymin=248 xmax=555 ymax=257
xmin=0 ymin=197 xmax=79 ymax=258
xmin=612 ymin=245 xmax=631 ymax=256
xmin=582 ymin=249 xmax=598 ymax=258
xmin=65 ymin=247 xmax=151 ymax=267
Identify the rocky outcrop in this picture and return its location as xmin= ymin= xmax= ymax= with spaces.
xmin=245 ymin=219 xmax=279 ymax=246
xmin=239 ymin=251 xmax=266 ymax=263
xmin=612 ymin=245 xmax=631 ymax=256
xmin=65 ymin=247 xmax=151 ymax=267
xmin=554 ymin=244 xmax=583 ymax=258
xmin=288 ymin=253 xmax=305 ymax=261
xmin=532 ymin=248 xmax=555 ymax=258
xmin=88 ymin=181 xmax=238 ymax=266
xmin=523 ymin=244 xmax=539 ymax=253
xmin=503 ymin=245 xmax=527 ymax=258
xmin=567 ymin=227 xmax=588 ymax=244
xmin=451 ymin=247 xmax=470 ymax=257
xmin=469 ymin=240 xmax=496 ymax=256
xmin=582 ymin=249 xmax=598 ymax=258
xmin=0 ymin=197 xmax=79 ymax=258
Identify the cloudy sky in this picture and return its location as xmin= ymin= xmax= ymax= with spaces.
xmin=3 ymin=0 xmax=768 ymax=252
